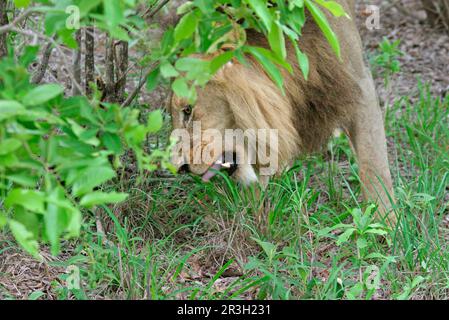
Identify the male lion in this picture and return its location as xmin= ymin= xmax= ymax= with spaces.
xmin=170 ymin=0 xmax=395 ymax=223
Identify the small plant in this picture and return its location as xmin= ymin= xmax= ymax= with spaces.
xmin=393 ymin=275 xmax=427 ymax=300
xmin=244 ymin=238 xmax=307 ymax=299
xmin=0 ymin=48 xmax=173 ymax=258
xmin=371 ymin=37 xmax=404 ymax=87
xmin=318 ymin=205 xmax=396 ymax=299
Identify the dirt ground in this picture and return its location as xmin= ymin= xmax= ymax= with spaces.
xmin=358 ymin=0 xmax=448 ymax=100
xmin=1 ymin=0 xmax=448 ymax=300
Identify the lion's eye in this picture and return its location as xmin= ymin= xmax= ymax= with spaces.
xmin=183 ymin=105 xmax=192 ymax=116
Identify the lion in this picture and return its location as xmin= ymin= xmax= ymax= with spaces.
xmin=169 ymin=0 xmax=396 ymax=223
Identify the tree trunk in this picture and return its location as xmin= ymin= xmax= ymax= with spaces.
xmin=72 ymin=30 xmax=82 ymax=95
xmin=0 ymin=0 xmax=8 ymax=58
xmin=103 ymin=36 xmax=115 ymax=102
xmin=85 ymin=26 xmax=95 ymax=95
xmin=102 ymin=39 xmax=128 ymax=103
xmin=115 ymin=40 xmax=128 ymax=104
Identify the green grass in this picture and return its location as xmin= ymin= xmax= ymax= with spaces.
xmin=1 ymin=83 xmax=448 ymax=300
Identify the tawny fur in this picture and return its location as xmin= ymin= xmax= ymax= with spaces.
xmin=170 ymin=0 xmax=396 ymax=223
xmin=171 ymin=17 xmax=361 ymax=174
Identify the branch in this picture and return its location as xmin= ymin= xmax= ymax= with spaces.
xmin=0 ymin=8 xmax=34 ymax=35
xmin=120 ymin=0 xmax=171 ymax=107
xmin=11 ymin=27 xmax=85 ymax=96
xmin=31 ymin=40 xmax=53 ymax=84
xmin=121 ymin=63 xmax=158 ymax=107
xmin=142 ymin=0 xmax=170 ymax=19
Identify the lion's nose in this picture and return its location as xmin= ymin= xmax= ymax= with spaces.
xmin=178 ymin=164 xmax=191 ymax=174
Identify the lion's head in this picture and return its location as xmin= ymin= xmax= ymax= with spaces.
xmin=169 ymin=57 xmax=301 ymax=184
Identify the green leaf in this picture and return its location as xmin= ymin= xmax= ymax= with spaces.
xmin=356 ymin=237 xmax=368 ymax=250
xmin=104 ymin=0 xmax=125 ymax=28
xmin=245 ymin=0 xmax=273 ymax=31
xmin=0 ymin=138 xmax=22 ymax=155
xmin=78 ymin=0 xmax=103 ymax=17
xmin=22 ymin=84 xmax=64 ymax=106
xmin=365 ymin=229 xmax=388 ymax=236
xmin=13 ymin=0 xmax=31 ymax=8
xmin=72 ymin=166 xmax=116 ymax=197
xmin=146 ymin=67 xmax=161 ymax=92
xmin=28 ymin=291 xmax=45 ymax=300
xmin=411 ymin=276 xmax=426 ymax=288
xmin=246 ymin=45 xmax=293 ymax=72
xmin=209 ymin=51 xmax=234 ymax=74
xmin=0 ymin=100 xmax=25 ymax=121
xmin=336 ymin=228 xmax=355 ymax=246
xmin=102 ymin=132 xmax=123 ymax=154
xmin=253 ymin=238 xmax=277 ymax=261
xmin=174 ymin=10 xmax=198 ymax=42
xmin=8 ymin=220 xmax=41 ymax=259
xmin=294 ymin=43 xmax=309 ymax=80
xmin=66 ymin=207 xmax=82 ymax=238
xmin=305 ymin=0 xmax=341 ymax=58
xmin=175 ymin=57 xmax=208 ymax=72
xmin=58 ymin=28 xmax=78 ymax=49
xmin=172 ymin=77 xmax=190 ymax=98
xmin=147 ymin=110 xmax=163 ymax=133
xmin=160 ymin=62 xmax=179 ymax=78
xmin=45 ymin=200 xmax=62 ymax=255
xmin=314 ymin=0 xmax=350 ymax=18
xmin=245 ymin=46 xmax=284 ymax=92
xmin=346 ymin=282 xmax=363 ymax=300
xmin=7 ymin=173 xmax=38 ymax=188
xmin=268 ymin=21 xmax=287 ymax=59
xmin=5 ymin=189 xmax=46 ymax=214
xmin=177 ymin=1 xmax=195 ymax=15
xmin=80 ymin=192 xmax=128 ymax=207
xmin=289 ymin=0 xmax=304 ymax=10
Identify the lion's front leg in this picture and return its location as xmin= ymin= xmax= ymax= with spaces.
xmin=346 ymin=70 xmax=396 ymax=226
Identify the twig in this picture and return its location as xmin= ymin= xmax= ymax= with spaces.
xmin=11 ymin=27 xmax=85 ymax=95
xmin=0 ymin=8 xmax=34 ymax=34
xmin=143 ymin=0 xmax=170 ymax=19
xmin=118 ymin=0 xmax=170 ymax=106
xmin=121 ymin=63 xmax=158 ymax=107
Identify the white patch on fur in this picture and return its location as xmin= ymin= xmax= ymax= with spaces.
xmin=235 ymin=164 xmax=258 ymax=185
xmin=333 ymin=128 xmax=343 ymax=138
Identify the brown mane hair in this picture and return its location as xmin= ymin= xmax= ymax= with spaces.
xmin=211 ymin=22 xmax=361 ymax=171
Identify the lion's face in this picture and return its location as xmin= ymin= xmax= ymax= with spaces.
xmin=169 ymin=59 xmax=297 ymax=184
xmin=170 ymin=82 xmax=250 ymax=182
